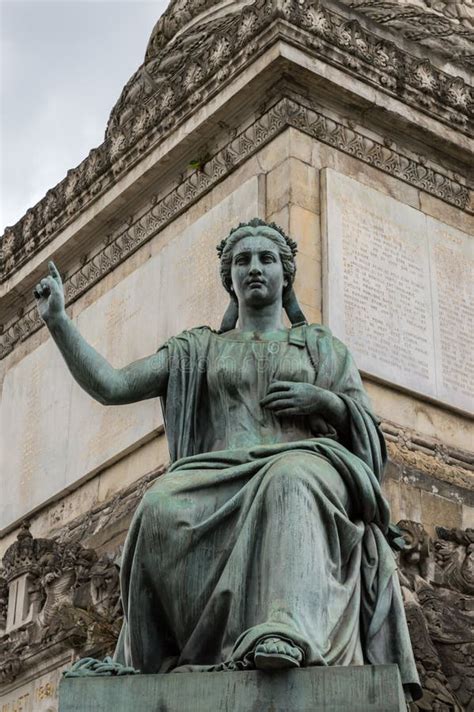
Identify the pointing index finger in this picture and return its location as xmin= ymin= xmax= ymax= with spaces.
xmin=48 ymin=261 xmax=62 ymax=284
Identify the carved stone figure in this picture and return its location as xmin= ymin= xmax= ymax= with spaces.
xmin=33 ymin=219 xmax=421 ymax=700
xmin=0 ymin=523 xmax=121 ymax=685
xmin=397 ymin=521 xmax=474 ymax=712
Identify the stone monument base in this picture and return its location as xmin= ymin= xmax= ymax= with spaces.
xmin=59 ymin=664 xmax=407 ymax=711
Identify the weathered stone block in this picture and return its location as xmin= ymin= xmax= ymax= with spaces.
xmin=266 ymin=158 xmax=318 ymax=215
xmin=59 ymin=665 xmax=407 ymax=712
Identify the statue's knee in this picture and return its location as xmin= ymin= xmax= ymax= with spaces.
xmin=263 ymin=455 xmax=311 ymax=500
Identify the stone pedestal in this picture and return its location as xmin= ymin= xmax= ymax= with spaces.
xmin=59 ymin=664 xmax=407 ymax=712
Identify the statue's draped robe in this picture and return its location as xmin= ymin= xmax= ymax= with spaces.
xmin=115 ymin=325 xmax=421 ymax=699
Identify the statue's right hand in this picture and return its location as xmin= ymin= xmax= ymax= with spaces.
xmin=33 ymin=261 xmax=65 ymax=324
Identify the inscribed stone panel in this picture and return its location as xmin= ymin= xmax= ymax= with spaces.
xmin=428 ymin=218 xmax=474 ymax=414
xmin=0 ymin=661 xmax=68 ymax=712
xmin=322 ymin=169 xmax=473 ymax=414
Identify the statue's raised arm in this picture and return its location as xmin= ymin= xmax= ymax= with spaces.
xmin=47 ymin=218 xmax=420 ymax=703
xmin=34 ymin=261 xmax=168 ymax=404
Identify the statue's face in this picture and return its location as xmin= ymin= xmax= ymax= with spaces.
xmin=230 ymin=234 xmax=287 ymax=308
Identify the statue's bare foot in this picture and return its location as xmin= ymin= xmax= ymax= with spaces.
xmin=254 ymin=636 xmax=304 ymax=670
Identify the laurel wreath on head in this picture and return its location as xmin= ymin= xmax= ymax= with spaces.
xmin=216 ymin=218 xmax=298 ymax=258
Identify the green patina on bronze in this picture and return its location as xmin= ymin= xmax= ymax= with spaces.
xmin=34 ymin=219 xmax=421 ymax=701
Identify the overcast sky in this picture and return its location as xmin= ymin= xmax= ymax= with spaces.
xmin=0 ymin=0 xmax=168 ymax=232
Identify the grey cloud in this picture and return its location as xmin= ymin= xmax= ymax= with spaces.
xmin=1 ymin=0 xmax=167 ymax=231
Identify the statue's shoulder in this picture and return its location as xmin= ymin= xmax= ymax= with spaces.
xmin=160 ymin=325 xmax=213 ymax=352
xmin=305 ymin=323 xmax=350 ymax=355
xmin=305 ymin=323 xmax=335 ymax=344
xmin=178 ymin=325 xmax=213 ymax=336
xmin=306 ymin=322 xmax=332 ymax=337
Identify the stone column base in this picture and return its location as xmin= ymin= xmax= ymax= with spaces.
xmin=59 ymin=664 xmax=407 ymax=712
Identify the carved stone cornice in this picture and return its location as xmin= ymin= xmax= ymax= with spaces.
xmin=1 ymin=0 xmax=472 ymax=287
xmin=345 ymin=0 xmax=473 ymax=69
xmin=0 ymin=95 xmax=471 ymax=361
xmin=382 ymin=420 xmax=474 ymax=484
xmin=108 ymin=0 xmax=473 ymax=141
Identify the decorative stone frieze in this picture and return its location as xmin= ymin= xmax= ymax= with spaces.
xmin=1 ymin=0 xmax=472 ymax=286
xmin=0 ymin=95 xmax=471 ymax=361
xmin=346 ymin=0 xmax=473 ymax=67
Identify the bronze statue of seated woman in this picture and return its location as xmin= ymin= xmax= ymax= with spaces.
xmin=34 ymin=218 xmax=421 ymax=700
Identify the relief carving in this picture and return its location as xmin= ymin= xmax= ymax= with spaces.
xmin=347 ymin=0 xmax=473 ymax=56
xmin=434 ymin=527 xmax=474 ymax=595
xmin=398 ymin=520 xmax=474 ymax=712
xmin=0 ymin=523 xmax=121 ymax=685
xmin=0 ymin=576 xmax=8 ymax=634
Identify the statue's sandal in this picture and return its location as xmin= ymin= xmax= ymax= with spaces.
xmin=254 ymin=636 xmax=304 ymax=669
